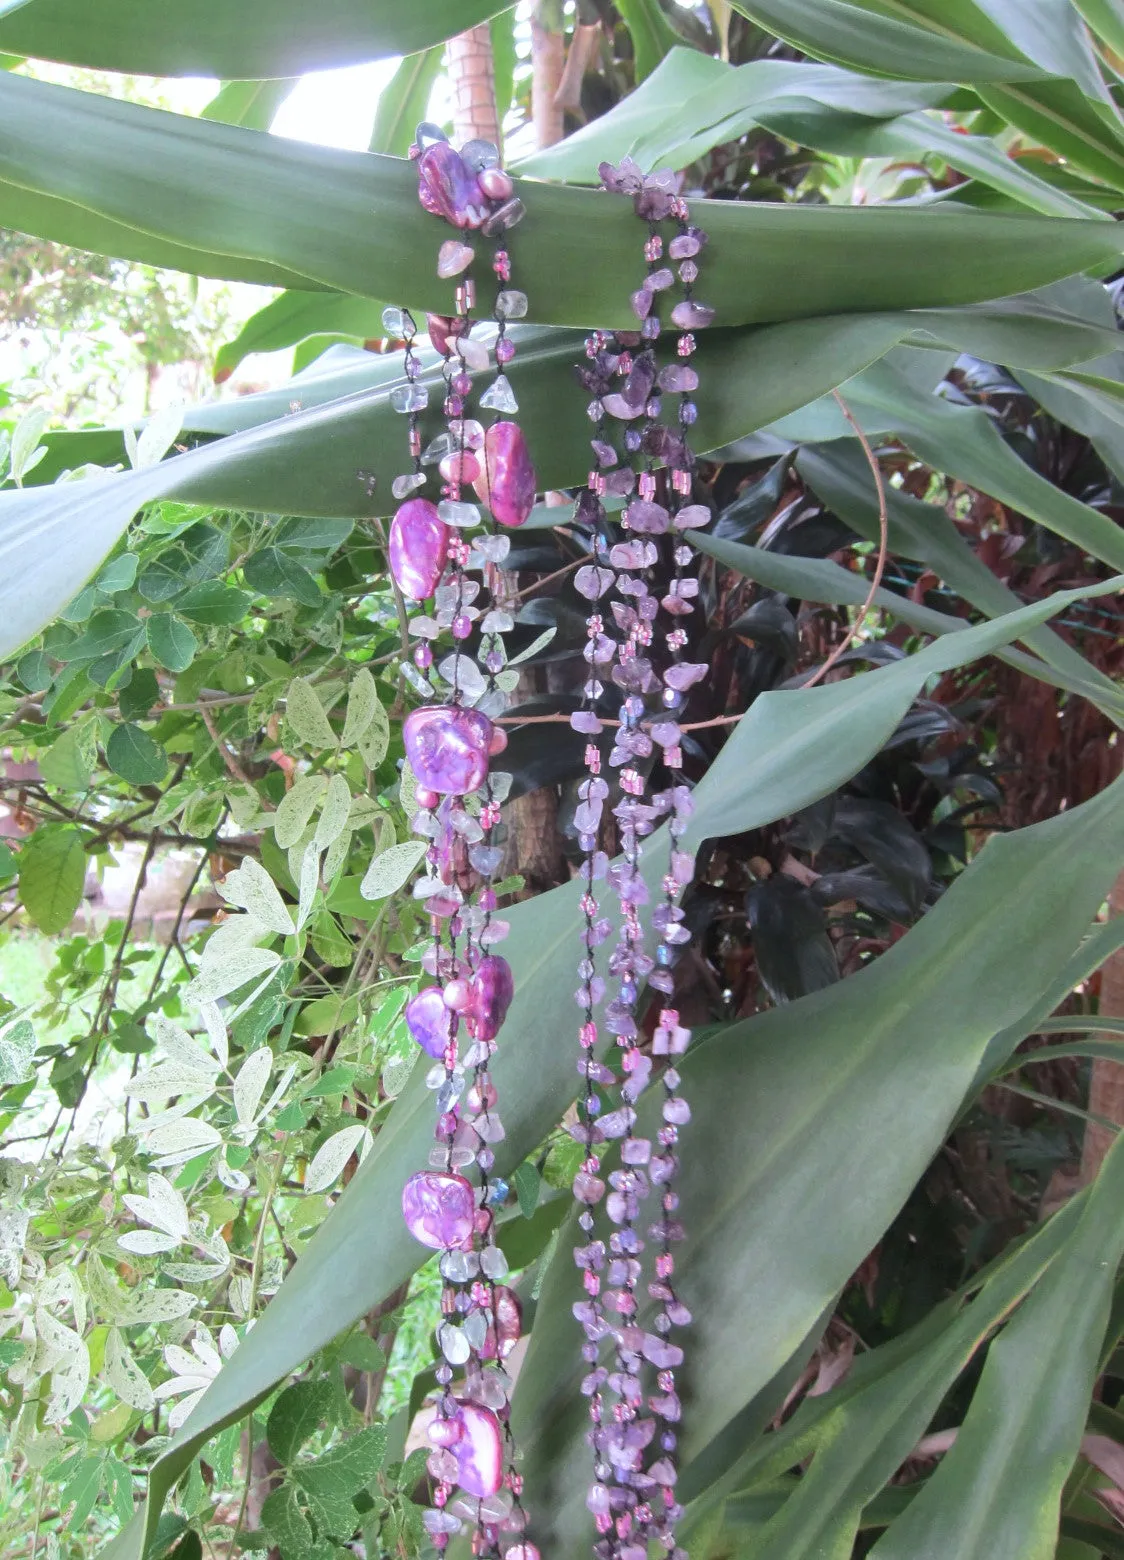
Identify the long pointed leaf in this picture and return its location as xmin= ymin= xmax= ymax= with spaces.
xmin=0 ymin=70 xmax=1120 ymax=324
xmin=0 ymin=0 xmax=514 ymax=77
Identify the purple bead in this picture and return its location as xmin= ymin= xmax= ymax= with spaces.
xmin=663 ymin=661 xmax=708 ymax=691
xmin=625 ymin=500 xmax=670 ymax=536
xmin=668 ymin=233 xmax=701 ymax=260
xmin=402 ymin=1171 xmax=475 ymax=1249
xmin=496 ymin=336 xmax=516 ymax=365
xmin=406 ymin=986 xmax=455 ymax=1059
xmin=670 ymin=300 xmax=715 ymax=330
xmin=473 ymin=421 xmax=537 ymax=528
xmin=658 ymin=365 xmax=699 ymax=394
xmin=389 ymin=499 xmax=449 ymax=601
xmin=449 ymin=1399 xmax=504 ymax=1497
xmin=404 ymin=705 xmax=493 ymax=796
xmin=575 ymin=564 xmax=615 ymax=600
xmin=673 ymin=504 xmax=709 ymax=531
xmin=467 ymin=954 xmax=514 ymax=1042
xmin=416 ymin=141 xmax=490 ymax=229
xmin=630 ymin=286 xmax=653 ymax=320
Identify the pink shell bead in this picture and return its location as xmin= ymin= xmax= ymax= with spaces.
xmin=404 ymin=705 xmax=493 ymax=796
xmin=415 ymin=141 xmax=491 ymax=229
xmin=402 ymin=1170 xmax=475 ymax=1249
xmin=389 ymin=498 xmax=448 ymax=601
xmin=473 ymin=420 xmax=537 ymax=529
xmin=467 ymin=954 xmax=515 ymax=1043
xmin=449 ymin=1400 xmax=504 ymax=1497
xmin=480 ymin=1284 xmax=523 ymax=1360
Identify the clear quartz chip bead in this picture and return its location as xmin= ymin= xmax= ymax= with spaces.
xmin=421 ymin=432 xmax=453 ymax=465
xmin=469 ymin=532 xmax=511 ymax=566
xmin=392 ymin=472 xmax=427 ymax=499
xmin=481 ymin=609 xmax=515 ymax=633
xmin=390 ymin=382 xmax=428 ymax=413
xmin=437 ymin=499 xmax=482 ymax=528
xmin=479 ymin=374 xmax=519 ymax=413
xmin=440 ymin=1248 xmax=479 ymax=1281
xmin=438 ymin=654 xmax=488 ymax=699
xmin=400 ymin=662 xmax=435 ymax=699
xmin=438 ymin=1323 xmax=471 ymax=1364
xmin=481 ymin=1244 xmax=509 ymax=1279
xmin=462 ymin=1309 xmax=489 ymax=1350
xmin=495 ymin=289 xmax=528 ymax=320
xmin=381 ymin=305 xmax=416 ymax=336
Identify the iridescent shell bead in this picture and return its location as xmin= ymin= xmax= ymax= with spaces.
xmin=401 ymin=1171 xmax=475 ymax=1249
xmin=473 ymin=421 xmax=537 ymax=529
xmin=448 ymin=1400 xmax=504 ymax=1497
xmin=467 ymin=955 xmax=515 ymax=1043
xmin=415 ymin=140 xmax=491 ymax=229
xmin=403 ymin=705 xmax=494 ymax=796
xmin=388 ymin=498 xmax=448 ymax=601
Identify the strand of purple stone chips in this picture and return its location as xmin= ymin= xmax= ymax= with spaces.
xmin=390 ymin=124 xmax=539 ymax=1559
xmin=566 ymin=161 xmax=713 ymax=1560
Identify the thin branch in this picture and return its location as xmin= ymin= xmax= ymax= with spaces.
xmin=200 ymin=703 xmax=254 ymax=787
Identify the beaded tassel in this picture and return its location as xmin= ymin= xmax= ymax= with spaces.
xmin=392 ymin=122 xmax=538 ymax=1558
xmin=566 ymin=160 xmax=713 ymax=1560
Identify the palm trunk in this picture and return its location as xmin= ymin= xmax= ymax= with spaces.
xmin=531 ymin=1 xmax=566 ymax=149
xmin=446 ymin=23 xmax=499 ymax=148
xmin=1080 ymin=868 xmax=1124 ymax=1181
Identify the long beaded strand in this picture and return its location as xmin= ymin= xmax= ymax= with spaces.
xmin=390 ymin=124 xmax=536 ymax=1557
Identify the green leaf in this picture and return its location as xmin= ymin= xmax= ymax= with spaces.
xmin=120 ymin=667 xmax=161 ymax=720
xmin=512 ymin=1161 xmax=541 ymax=1220
xmin=335 ymin=1334 xmax=386 ymax=1372
xmin=18 ymin=824 xmax=86 ymax=933
xmin=174 ymin=582 xmax=253 ymax=626
xmin=616 ymin=0 xmax=687 ymax=78
xmin=61 ymin=607 xmax=140 ymax=662
xmin=260 ymin=1480 xmax=314 ymax=1559
xmin=274 ymin=774 xmax=328 ymax=851
xmin=359 ymin=840 xmax=426 ymax=901
xmin=1 ymin=70 xmax=1119 ymax=324
xmin=96 ymin=551 xmax=139 ymax=592
xmin=285 ymin=678 xmax=336 ymax=750
xmin=369 ymin=46 xmax=444 ymax=157
xmin=267 ymin=1380 xmax=335 ymax=1465
xmin=871 ymin=1129 xmax=1124 ymax=1558
xmin=293 ymin=1425 xmax=388 ymax=1538
xmin=0 ymin=0 xmax=516 ymax=77
xmin=96 ymin=580 xmax=1124 ymax=1560
xmin=7 ymin=296 xmax=1112 ymax=661
xmin=215 ymin=293 xmax=386 ymax=380
xmin=106 ymin=723 xmax=169 ymax=785
xmin=38 ymin=724 xmax=95 ymax=790
xmin=0 ymin=1018 xmax=34 ymax=1086
xmin=15 ymin=647 xmax=51 ymax=692
xmin=146 ymin=614 xmax=198 ymax=673
xmin=273 ymin=517 xmax=354 ymax=554
xmin=63 ymin=1455 xmax=105 ymax=1531
xmin=243 ymin=547 xmax=322 ymax=607
xmin=729 ymin=0 xmax=1048 ymax=81
xmin=340 ymin=669 xmax=378 ymax=748
xmin=201 ymin=78 xmax=297 ymax=132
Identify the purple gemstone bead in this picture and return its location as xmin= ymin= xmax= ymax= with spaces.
xmin=668 ymin=234 xmax=700 ymax=260
xmin=658 ymin=364 xmax=699 ymax=394
xmin=467 ymin=954 xmax=514 ymax=1042
xmin=625 ymin=499 xmax=671 ymax=535
xmin=575 ymin=564 xmax=615 ymax=600
xmin=406 ymin=986 xmax=455 ymax=1059
xmin=663 ymin=661 xmax=709 ymax=691
xmin=473 ymin=421 xmax=537 ymax=528
xmin=402 ymin=1170 xmax=475 ymax=1249
xmin=416 ymin=141 xmax=490 ymax=229
xmin=389 ymin=498 xmax=449 ymax=601
xmin=449 ymin=1399 xmax=504 ymax=1497
xmin=670 ymin=299 xmax=715 ymax=330
xmin=404 ymin=705 xmax=493 ymax=795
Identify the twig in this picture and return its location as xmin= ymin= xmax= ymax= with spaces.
xmin=801 ymin=389 xmax=890 ymax=691
xmin=508 ymin=551 xmax=593 ymax=602
xmin=199 ymin=704 xmax=254 ymax=787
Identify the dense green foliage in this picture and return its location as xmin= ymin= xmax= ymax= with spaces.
xmin=0 ymin=3 xmax=1124 ymax=1559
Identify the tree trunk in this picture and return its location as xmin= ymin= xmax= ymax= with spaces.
xmin=531 ymin=2 xmax=566 ymax=150
xmin=1080 ymin=868 xmax=1124 ymax=1182
xmin=446 ymin=24 xmax=499 ymax=148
